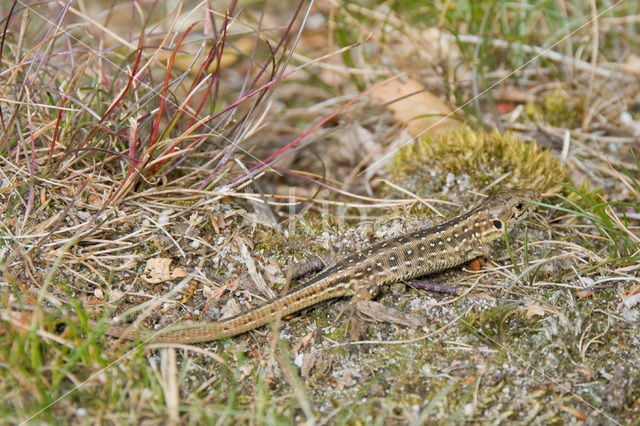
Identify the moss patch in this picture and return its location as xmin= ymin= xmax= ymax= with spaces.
xmin=389 ymin=128 xmax=566 ymax=198
xmin=525 ymin=88 xmax=584 ymax=129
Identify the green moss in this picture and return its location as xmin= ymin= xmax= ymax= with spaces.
xmin=524 ymin=88 xmax=584 ymax=129
xmin=389 ymin=128 xmax=566 ymax=197
xmin=322 ymin=317 xmax=350 ymax=341
xmin=255 ymin=211 xmax=338 ymax=259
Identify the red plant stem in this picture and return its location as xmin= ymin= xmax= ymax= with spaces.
xmin=236 ymin=89 xmax=369 ymax=182
xmin=148 ymin=22 xmax=198 ymax=147
xmin=49 ymin=65 xmax=86 ymax=161
xmin=75 ymin=33 xmax=145 ymax=155
xmin=0 ymin=0 xmax=18 ymax=129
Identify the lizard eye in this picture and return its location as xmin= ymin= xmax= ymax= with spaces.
xmin=492 ymin=219 xmax=502 ymax=230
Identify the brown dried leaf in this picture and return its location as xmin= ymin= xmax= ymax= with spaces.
xmin=621 ymin=54 xmax=640 ymax=75
xmin=493 ymin=88 xmax=537 ymax=104
xmin=523 ymin=301 xmax=548 ymax=319
xmin=336 ymin=372 xmax=357 ymax=389
xmin=300 ymin=350 xmax=316 ymax=378
xmin=171 ymin=267 xmax=188 ymax=280
xmin=575 ymin=289 xmax=594 ymax=298
xmin=356 ymin=300 xmax=424 ymax=327
xmin=369 ymin=78 xmax=461 ymax=137
xmin=143 ymin=258 xmax=174 ymax=283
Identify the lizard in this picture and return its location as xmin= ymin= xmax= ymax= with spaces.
xmin=103 ymin=188 xmax=540 ymax=344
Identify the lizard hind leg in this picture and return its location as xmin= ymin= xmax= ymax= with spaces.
xmin=337 ymin=280 xmax=427 ymax=339
xmin=335 ymin=279 xmax=380 ymax=321
xmin=334 ymin=280 xmax=380 ymax=340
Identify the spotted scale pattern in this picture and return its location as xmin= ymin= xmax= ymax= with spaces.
xmin=106 ymin=189 xmax=539 ymax=343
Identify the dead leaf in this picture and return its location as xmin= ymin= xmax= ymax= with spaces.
xmin=329 ymin=123 xmax=381 ymax=165
xmin=143 ymin=258 xmax=174 ymax=283
xmin=171 ymin=267 xmax=188 ymax=280
xmin=356 ymin=300 xmax=424 ymax=327
xmin=621 ymin=54 xmax=640 ymax=75
xmin=523 ymin=301 xmax=548 ymax=319
xmin=239 ymin=241 xmax=275 ymax=299
xmin=624 ymin=285 xmax=640 ymax=297
xmin=219 ymin=299 xmax=242 ymax=320
xmin=88 ymin=193 xmax=102 ymax=208
xmin=575 ymin=289 xmax=594 ymax=298
xmin=300 ymin=350 xmax=316 ymax=378
xmin=263 ymin=258 xmax=286 ymax=286
xmin=467 ymin=256 xmax=486 ymax=271
xmin=369 ymin=78 xmax=461 ymax=137
xmin=336 ymin=372 xmax=357 ymax=389
xmin=300 ymin=331 xmax=314 ymax=351
xmin=494 ymin=88 xmax=537 ymax=104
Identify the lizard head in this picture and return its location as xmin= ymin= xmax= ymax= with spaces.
xmin=478 ymin=188 xmax=540 ymax=232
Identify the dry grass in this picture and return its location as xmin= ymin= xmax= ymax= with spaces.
xmin=1 ymin=0 xmax=640 ymax=424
